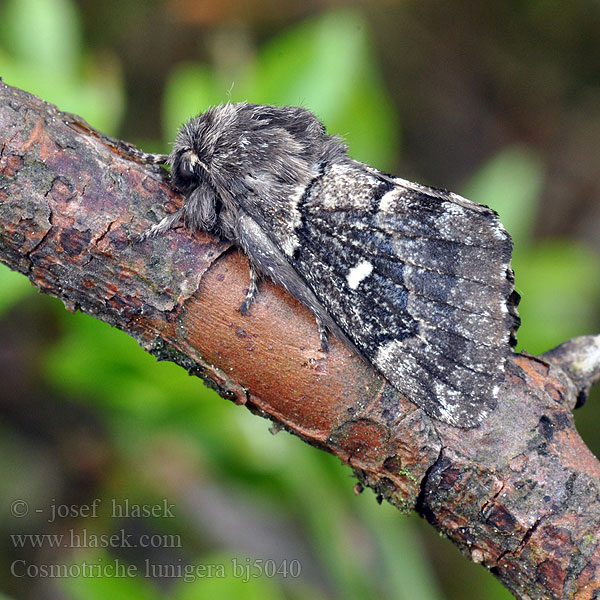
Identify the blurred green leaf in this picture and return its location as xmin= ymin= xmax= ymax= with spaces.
xmin=163 ymin=65 xmax=227 ymax=141
xmin=0 ymin=0 xmax=124 ymax=133
xmin=462 ymin=145 xmax=544 ymax=249
xmin=169 ymin=552 xmax=285 ymax=600
xmin=0 ymin=264 xmax=34 ymax=317
xmin=357 ymin=504 xmax=443 ymax=600
xmin=245 ymin=10 xmax=370 ymax=112
xmin=60 ymin=552 xmax=160 ymax=600
xmin=43 ymin=309 xmax=216 ymax=428
xmin=0 ymin=0 xmax=81 ymax=76
xmin=513 ymin=239 xmax=600 ymax=354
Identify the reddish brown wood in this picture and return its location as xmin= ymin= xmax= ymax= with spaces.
xmin=1 ymin=82 xmax=599 ymax=599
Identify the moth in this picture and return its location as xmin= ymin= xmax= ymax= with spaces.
xmin=136 ymin=103 xmax=520 ymax=428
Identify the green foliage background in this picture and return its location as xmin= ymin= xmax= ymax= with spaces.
xmin=0 ymin=1 xmax=599 ymax=599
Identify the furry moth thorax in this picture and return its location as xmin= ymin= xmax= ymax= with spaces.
xmin=167 ymin=104 xmax=347 ymax=237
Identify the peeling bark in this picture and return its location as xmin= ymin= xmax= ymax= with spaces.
xmin=1 ymin=82 xmax=599 ymax=599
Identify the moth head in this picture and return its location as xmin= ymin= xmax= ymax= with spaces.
xmin=169 ymin=141 xmax=212 ymax=194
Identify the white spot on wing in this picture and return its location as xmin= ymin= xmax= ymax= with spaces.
xmin=378 ymin=188 xmax=398 ymax=213
xmin=346 ymin=260 xmax=373 ymax=290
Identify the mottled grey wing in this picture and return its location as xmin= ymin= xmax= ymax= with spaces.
xmin=285 ymin=161 xmax=519 ymax=427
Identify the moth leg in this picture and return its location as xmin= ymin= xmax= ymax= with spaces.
xmin=316 ymin=315 xmax=329 ymax=353
xmin=118 ymin=141 xmax=168 ymax=166
xmin=142 ymin=152 xmax=170 ymax=165
xmin=135 ymin=207 xmax=185 ymax=243
xmin=239 ymin=262 xmax=260 ymax=315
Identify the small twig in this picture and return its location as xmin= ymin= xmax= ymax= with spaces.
xmin=542 ymin=335 xmax=600 ymax=407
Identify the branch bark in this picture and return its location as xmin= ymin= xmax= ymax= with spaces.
xmin=1 ymin=81 xmax=599 ymax=599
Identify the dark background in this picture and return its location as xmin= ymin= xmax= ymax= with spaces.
xmin=1 ymin=1 xmax=599 ymax=598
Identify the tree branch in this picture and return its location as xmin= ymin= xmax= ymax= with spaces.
xmin=542 ymin=335 xmax=600 ymax=408
xmin=1 ymin=81 xmax=599 ymax=599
